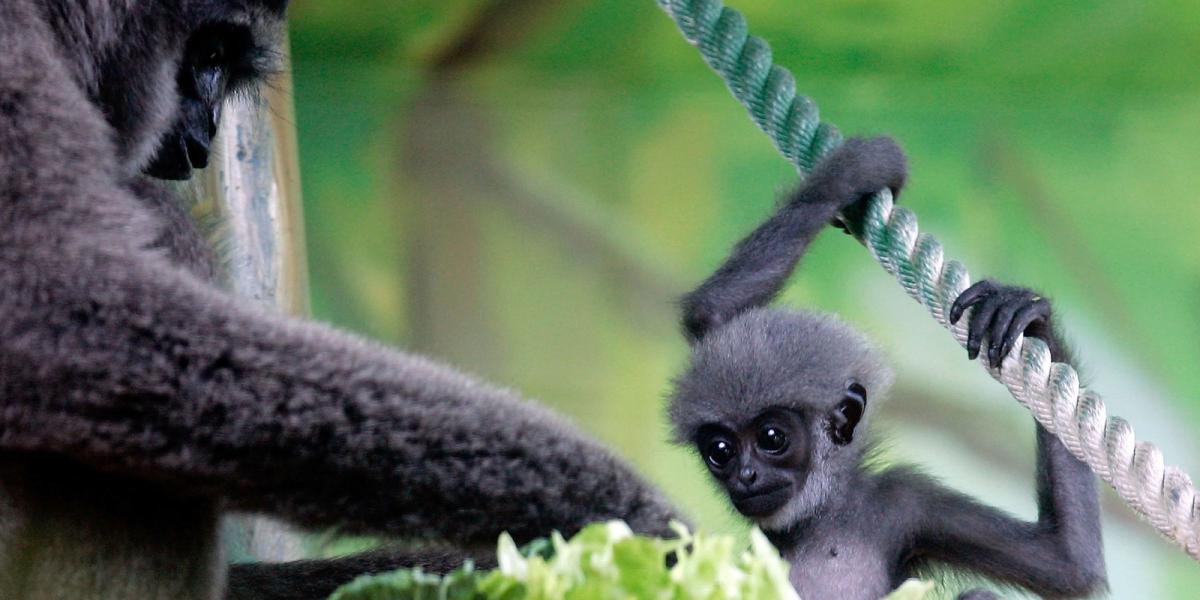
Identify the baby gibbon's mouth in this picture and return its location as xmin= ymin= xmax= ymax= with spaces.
xmin=731 ymin=483 xmax=791 ymax=517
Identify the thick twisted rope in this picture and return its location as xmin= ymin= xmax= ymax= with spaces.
xmin=656 ymin=0 xmax=1200 ymax=559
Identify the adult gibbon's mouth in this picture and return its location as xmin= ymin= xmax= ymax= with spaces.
xmin=731 ymin=483 xmax=791 ymax=517
xmin=145 ymin=135 xmax=194 ymax=180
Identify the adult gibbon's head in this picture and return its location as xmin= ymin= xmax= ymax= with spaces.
xmin=142 ymin=3 xmax=290 ymax=180
xmin=42 ymin=1 xmax=288 ymax=179
xmin=668 ymin=308 xmax=894 ymax=530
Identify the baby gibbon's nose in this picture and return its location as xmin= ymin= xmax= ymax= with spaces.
xmin=738 ymin=466 xmax=757 ymax=486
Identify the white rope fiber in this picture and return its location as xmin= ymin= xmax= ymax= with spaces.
xmin=859 ymin=188 xmax=1200 ymax=558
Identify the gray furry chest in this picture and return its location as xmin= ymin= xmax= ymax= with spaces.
xmin=781 ymin=532 xmax=893 ymax=600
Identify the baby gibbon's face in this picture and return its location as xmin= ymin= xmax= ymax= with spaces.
xmin=695 ymin=407 xmax=812 ymax=520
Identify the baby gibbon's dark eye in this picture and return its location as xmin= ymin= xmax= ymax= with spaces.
xmin=757 ymin=426 xmax=789 ymax=454
xmin=705 ymin=439 xmax=736 ymax=468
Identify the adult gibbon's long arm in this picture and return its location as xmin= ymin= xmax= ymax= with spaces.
xmin=225 ymin=547 xmax=497 ymax=600
xmin=679 ymin=137 xmax=907 ymax=343
xmin=0 ymin=5 xmax=677 ymax=546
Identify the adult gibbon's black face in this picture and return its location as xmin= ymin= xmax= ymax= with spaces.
xmin=145 ymin=21 xmax=277 ymax=180
xmin=696 ymin=408 xmax=812 ymax=518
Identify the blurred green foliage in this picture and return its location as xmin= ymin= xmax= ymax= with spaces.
xmin=285 ymin=1 xmax=1200 ymax=596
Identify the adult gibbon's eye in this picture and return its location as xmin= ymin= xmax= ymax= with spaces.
xmin=705 ymin=439 xmax=736 ymax=468
xmin=203 ymin=43 xmax=225 ymax=66
xmin=185 ymin=23 xmax=260 ymax=87
xmin=757 ymin=426 xmax=789 ymax=453
xmin=191 ymin=34 xmax=228 ymax=69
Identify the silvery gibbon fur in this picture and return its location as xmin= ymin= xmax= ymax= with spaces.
xmin=671 ymin=137 xmax=1106 ymax=599
xmin=0 ymin=2 xmax=680 ymax=599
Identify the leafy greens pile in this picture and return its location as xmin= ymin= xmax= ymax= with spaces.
xmin=328 ymin=521 xmax=933 ymax=600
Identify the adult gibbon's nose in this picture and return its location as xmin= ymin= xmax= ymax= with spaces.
xmin=738 ymin=465 xmax=757 ymax=486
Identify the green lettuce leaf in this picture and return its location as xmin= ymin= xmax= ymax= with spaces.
xmin=328 ymin=521 xmax=933 ymax=600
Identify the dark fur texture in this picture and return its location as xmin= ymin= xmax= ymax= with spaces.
xmin=226 ymin=546 xmax=497 ymax=600
xmin=672 ymin=138 xmax=1105 ymax=599
xmin=0 ymin=2 xmax=679 ymax=599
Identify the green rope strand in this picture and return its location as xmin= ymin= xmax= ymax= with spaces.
xmin=655 ymin=0 xmax=1200 ymax=560
xmin=656 ymin=0 xmax=842 ymax=175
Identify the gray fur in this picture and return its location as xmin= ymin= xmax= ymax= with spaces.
xmin=0 ymin=2 xmax=680 ymax=599
xmin=129 ymin=177 xmax=221 ymax=281
xmin=670 ymin=308 xmax=893 ymax=444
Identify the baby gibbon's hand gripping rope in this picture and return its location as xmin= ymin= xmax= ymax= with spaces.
xmin=655 ymin=0 xmax=1200 ymax=560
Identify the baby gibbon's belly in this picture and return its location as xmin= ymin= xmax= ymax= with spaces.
xmin=784 ymin=539 xmax=893 ymax=600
